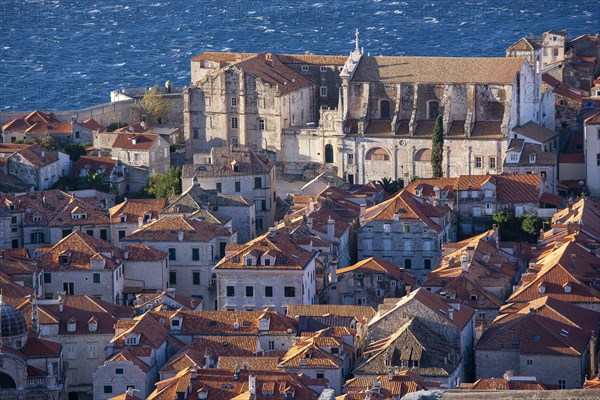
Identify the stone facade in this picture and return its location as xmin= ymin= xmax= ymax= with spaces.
xmin=584 ymin=112 xmax=600 ymax=196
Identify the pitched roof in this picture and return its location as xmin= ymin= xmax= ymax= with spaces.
xmin=38 ymin=230 xmax=124 ymax=271
xmin=370 ymin=288 xmax=475 ymax=330
xmin=18 ymin=295 xmax=133 ymax=335
xmin=286 ymin=304 xmax=376 ymax=322
xmin=513 ymin=121 xmax=559 ymax=143
xmin=337 ymin=257 xmax=416 ymax=286
xmin=149 ymin=309 xmax=296 ymax=336
xmin=361 ymin=189 xmax=449 ymax=233
xmin=8 ymin=144 xmax=59 ymax=168
xmin=352 ymin=56 xmax=525 ymax=84
xmin=122 ymin=215 xmax=232 ymax=243
xmin=73 ymin=156 xmax=117 ymax=178
xmin=507 ymin=37 xmax=542 ymax=51
xmin=279 ymin=329 xmax=350 ymax=369
xmin=111 ymin=133 xmax=160 ymax=150
xmin=183 ymin=147 xmax=274 ymax=178
xmin=80 ymin=118 xmax=105 ymax=131
xmin=468 ymin=377 xmax=549 ymax=390
xmin=355 ymin=318 xmax=459 ymax=377
xmin=109 ymin=198 xmax=167 ymax=223
xmin=124 ymin=244 xmax=168 ymax=261
xmin=215 ymin=230 xmax=317 ymax=271
xmin=233 ymin=52 xmax=315 ymax=95
xmin=476 ymin=307 xmax=595 ymax=356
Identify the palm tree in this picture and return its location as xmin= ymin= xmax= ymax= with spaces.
xmin=86 ymin=172 xmax=109 ymax=192
xmin=377 ymin=177 xmax=403 ymax=195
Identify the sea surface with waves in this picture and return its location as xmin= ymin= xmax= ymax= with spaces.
xmin=0 ymin=0 xmax=598 ymax=111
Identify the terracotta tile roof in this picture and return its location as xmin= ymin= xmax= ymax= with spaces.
xmin=275 ymin=54 xmax=347 ymax=65
xmin=495 ymin=173 xmax=541 ymax=203
xmin=149 ymin=367 xmax=319 ymax=400
xmin=20 ymin=335 xmax=62 ymax=358
xmin=551 ymin=198 xmax=600 ymax=239
xmin=511 ymin=143 xmax=557 ymax=166
xmin=108 ymin=393 xmax=143 ymax=400
xmin=230 ymin=52 xmax=314 ymax=95
xmin=371 ymin=288 xmax=475 ymax=330
xmin=499 ymin=296 xmax=600 ymax=333
xmin=112 ymin=133 xmax=160 ymax=150
xmin=217 ymin=356 xmax=281 ymax=372
xmin=162 ymin=336 xmax=262 ymax=372
xmin=109 ymin=347 xmax=151 ymax=372
xmin=286 ymin=304 xmax=376 ymax=322
xmin=279 ymin=328 xmax=350 ymax=369
xmin=24 ymin=121 xmax=73 ymax=135
xmin=584 ymin=375 xmax=600 ymax=389
xmin=476 ymin=307 xmax=596 ymax=356
xmin=585 ymin=110 xmax=600 ymax=124
xmin=73 ymin=156 xmax=117 ymax=178
xmin=337 ymin=257 xmax=416 ymax=286
xmin=361 ymin=189 xmax=449 ymax=233
xmin=469 ymin=377 xmax=549 ymax=390
xmin=149 ymin=309 xmax=296 ymax=336
xmin=114 ymin=122 xmax=152 ymax=134
xmin=342 ymin=372 xmax=426 ymax=400
xmin=404 ymin=178 xmax=459 ymax=200
xmin=80 ymin=118 xmax=105 ymax=131
xmin=109 ymin=198 xmax=167 ymax=223
xmin=183 ymin=147 xmax=274 ymax=178
xmin=191 ymin=52 xmax=256 ymax=63
xmin=539 ymin=192 xmax=564 ymax=207
xmin=9 ymin=144 xmax=59 ymax=168
xmin=18 ymin=295 xmax=133 ymax=335
xmin=124 ymin=244 xmax=168 ymax=261
xmin=122 ymin=215 xmax=232 ymax=243
xmin=38 ymin=231 xmax=124 ymax=271
xmin=2 ymin=110 xmax=72 ymax=135
xmin=438 ymin=275 xmax=505 ymax=311
xmin=352 ymin=56 xmax=525 ymax=84
xmin=513 ymin=121 xmax=559 ymax=143
xmin=112 ymin=312 xmax=169 ymax=350
xmin=215 ymin=230 xmax=317 ymax=271
xmin=0 ymin=270 xmax=33 ymax=299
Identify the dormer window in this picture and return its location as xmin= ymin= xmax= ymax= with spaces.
xmin=72 ymin=213 xmax=87 ymax=220
xmin=88 ymin=322 xmax=98 ymax=332
xmin=563 ymin=282 xmax=572 ymax=293
xmin=60 ymin=254 xmax=70 ymax=264
xmin=170 ymin=316 xmax=183 ymax=331
xmin=529 ymin=154 xmax=536 ymax=164
xmin=538 ymin=282 xmax=546 ymax=294
xmin=120 ymin=215 xmax=126 ymax=223
xmin=67 ymin=318 xmax=77 ymax=332
xmin=415 ymin=189 xmax=422 ymax=197
xmin=32 ymin=215 xmax=42 ymax=222
xmin=7 ymin=203 xmax=15 ymax=210
xmin=246 ymin=258 xmax=253 ymax=266
xmin=125 ymin=334 xmax=140 ymax=346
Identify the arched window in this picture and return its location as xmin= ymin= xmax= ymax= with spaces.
xmin=415 ymin=148 xmax=432 ymax=161
xmin=325 ymin=144 xmax=334 ymax=164
xmin=366 ymin=147 xmax=391 ymax=161
xmin=0 ymin=373 xmax=16 ymax=389
xmin=427 ymin=100 xmax=440 ymax=120
xmin=380 ymin=100 xmax=391 ymax=119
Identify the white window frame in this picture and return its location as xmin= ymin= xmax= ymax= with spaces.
xmin=320 ymin=66 xmax=328 ymax=72
xmin=231 ymin=117 xmax=238 ymax=129
xmin=320 ymin=86 xmax=327 ymax=97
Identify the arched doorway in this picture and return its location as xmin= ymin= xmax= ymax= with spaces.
xmin=0 ymin=372 xmax=16 ymax=389
xmin=325 ymin=144 xmax=334 ymax=164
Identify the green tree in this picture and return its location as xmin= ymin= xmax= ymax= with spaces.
xmin=145 ymin=167 xmax=181 ymax=198
xmin=16 ymin=136 xmax=58 ymax=150
xmin=130 ymin=86 xmax=172 ymax=125
xmin=63 ymin=143 xmax=88 ymax=161
xmin=522 ymin=214 xmax=545 ymax=237
xmin=492 ymin=211 xmax=512 ymax=226
xmin=431 ymin=115 xmax=444 ymax=178
xmin=86 ymin=172 xmax=109 ymax=192
xmin=377 ymin=177 xmax=403 ymax=195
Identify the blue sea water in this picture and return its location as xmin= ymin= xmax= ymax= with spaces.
xmin=0 ymin=0 xmax=598 ymax=111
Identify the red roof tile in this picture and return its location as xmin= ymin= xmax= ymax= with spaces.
xmin=112 ymin=133 xmax=160 ymax=150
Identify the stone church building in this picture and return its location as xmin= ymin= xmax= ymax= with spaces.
xmin=184 ymin=32 xmax=555 ymax=184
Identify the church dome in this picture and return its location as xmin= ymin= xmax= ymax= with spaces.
xmin=0 ymin=297 xmax=27 ymax=339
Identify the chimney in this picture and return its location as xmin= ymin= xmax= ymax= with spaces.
xmin=393 ymin=211 xmax=400 ymax=221
xmin=190 ymin=366 xmax=198 ymax=379
xmin=590 ymin=333 xmax=597 ymax=379
xmin=41 ymin=150 xmax=45 ymax=158
xmin=204 ymin=354 xmax=211 ymax=369
xmin=327 ymin=216 xmax=335 ymax=241
xmin=249 ymin=375 xmax=256 ymax=395
xmin=138 ymin=217 xmax=144 ymax=227
xmin=460 ymin=255 xmax=469 ymax=272
xmin=233 ymin=363 xmax=240 ymax=380
xmin=359 ymin=203 xmax=366 ymax=215
xmin=234 ymin=319 xmax=240 ymax=330
xmin=124 ymin=252 xmax=128 ymax=260
xmin=387 ymin=367 xmax=393 ymax=382
xmin=307 ymin=217 xmax=314 ymax=231
xmin=448 ymin=307 xmax=454 ymax=321
xmin=58 ymin=298 xmax=64 ymax=313
xmin=268 ymin=227 xmax=277 ymax=239
xmin=178 ymin=231 xmax=184 ymax=241
xmin=405 ymin=285 xmax=411 ymax=296
xmin=329 ymin=260 xmax=338 ymax=283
